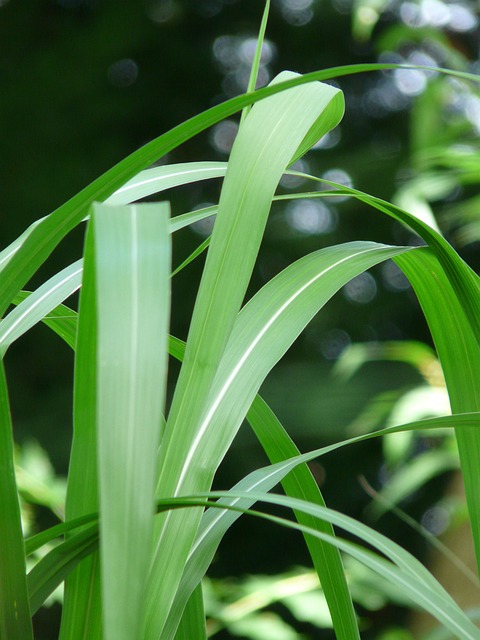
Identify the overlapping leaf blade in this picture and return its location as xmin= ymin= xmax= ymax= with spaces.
xmin=0 ymin=261 xmax=82 ymax=357
xmin=1 ymin=63 xmax=476 ymax=319
xmin=143 ymin=72 xmax=345 ymax=638
xmin=25 ymin=410 xmax=480 ymax=610
xmin=159 ymin=241 xmax=410 ymax=637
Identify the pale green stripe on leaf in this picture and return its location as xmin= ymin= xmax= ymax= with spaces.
xmin=105 ymin=162 xmax=227 ymax=206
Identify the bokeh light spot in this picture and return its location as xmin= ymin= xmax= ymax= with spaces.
xmin=280 ymin=159 xmax=310 ymax=188
xmin=393 ymin=68 xmax=427 ymax=96
xmin=191 ymin=209 xmax=216 ymax=237
xmin=421 ymin=505 xmax=450 ymax=535
xmin=381 ymin=261 xmax=411 ymax=292
xmin=107 ymin=59 xmax=139 ymax=88
xmin=321 ymin=168 xmax=353 ymax=202
xmin=147 ymin=0 xmax=179 ymax=23
xmin=420 ymin=0 xmax=450 ymax=27
xmin=285 ymin=200 xmax=336 ymax=235
xmin=320 ymin=328 xmax=351 ymax=360
xmin=209 ymin=119 xmax=239 ymax=154
xmin=313 ymin=127 xmax=341 ymax=150
xmin=343 ymin=272 xmax=377 ymax=304
xmin=448 ymin=3 xmax=478 ymax=31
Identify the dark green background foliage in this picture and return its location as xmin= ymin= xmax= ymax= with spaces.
xmin=2 ymin=1 xmax=479 ymax=637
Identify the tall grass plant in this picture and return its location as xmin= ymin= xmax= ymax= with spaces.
xmin=1 ymin=2 xmax=480 ymax=638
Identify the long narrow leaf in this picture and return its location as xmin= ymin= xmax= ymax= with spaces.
xmin=0 ymin=361 xmax=33 ymax=639
xmin=93 ymin=202 xmax=171 ymax=640
xmin=28 ymin=483 xmax=480 ymax=640
xmin=173 ymin=585 xmax=206 ymax=640
xmin=1 ymin=63 xmax=476 ymax=315
xmin=105 ymin=162 xmax=226 ymax=206
xmin=240 ymin=0 xmax=271 ymax=125
xmin=0 ymin=260 xmax=82 ymax=357
xmin=146 ymin=74 xmax=344 ymax=637
xmin=25 ymin=411 xmax=480 ymax=609
xmin=161 ymin=343 xmax=358 ymax=640
xmin=395 ymin=247 xmax=480 ymax=576
xmin=59 ymin=221 xmax=102 ymax=640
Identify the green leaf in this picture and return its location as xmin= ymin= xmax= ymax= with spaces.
xmin=0 ymin=261 xmax=82 ymax=357
xmin=173 ymin=585 xmax=206 ymax=640
xmin=25 ymin=411 xmax=480 ymax=613
xmin=105 ymin=162 xmax=227 ymax=206
xmin=240 ymin=0 xmax=271 ymax=125
xmin=246 ymin=396 xmax=359 ymax=639
xmin=28 ymin=524 xmax=98 ymax=617
xmin=200 ymin=491 xmax=480 ymax=640
xmin=93 ymin=202 xmax=171 ymax=640
xmin=395 ymin=248 xmax=480 ymax=576
xmin=171 ymin=237 xmax=211 ymax=278
xmin=161 ymin=337 xmax=358 ymax=640
xmin=5 ymin=206 xmax=215 ymax=356
xmin=146 ymin=73 xmax=344 ymax=637
xmin=1 ymin=64 xmax=475 ymax=316
xmin=0 ymin=361 xmax=33 ymax=639
xmin=59 ymin=219 xmax=102 ymax=640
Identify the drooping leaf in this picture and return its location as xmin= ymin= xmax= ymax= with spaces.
xmin=395 ymin=247 xmax=480 ymax=576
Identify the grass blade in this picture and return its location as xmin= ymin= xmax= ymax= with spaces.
xmin=93 ymin=202 xmax=171 ymax=640
xmin=28 ymin=525 xmax=98 ymax=617
xmin=1 ymin=63 xmax=474 ymax=314
xmin=199 ymin=491 xmax=480 ymax=640
xmin=0 ymin=361 xmax=33 ymax=640
xmin=59 ymin=221 xmax=102 ymax=640
xmin=153 ymin=241 xmax=408 ymax=638
xmin=24 ymin=411 xmax=480 ymax=611
xmin=162 ymin=336 xmax=358 ymax=639
xmin=173 ymin=585 xmax=206 ymax=640
xmin=246 ymin=395 xmax=359 ymax=639
xmin=0 ymin=261 xmax=82 ymax=357
xmin=146 ymin=73 xmax=344 ymax=637
xmin=105 ymin=162 xmax=227 ymax=206
xmin=395 ymin=247 xmax=480 ymax=576
xmin=171 ymin=237 xmax=211 ymax=278
xmin=12 ymin=294 xmax=78 ymax=350
xmin=240 ymin=0 xmax=271 ymax=125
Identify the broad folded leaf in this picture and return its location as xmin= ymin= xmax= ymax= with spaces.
xmin=93 ymin=202 xmax=171 ymax=640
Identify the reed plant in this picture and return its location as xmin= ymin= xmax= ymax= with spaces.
xmin=1 ymin=2 xmax=480 ymax=638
